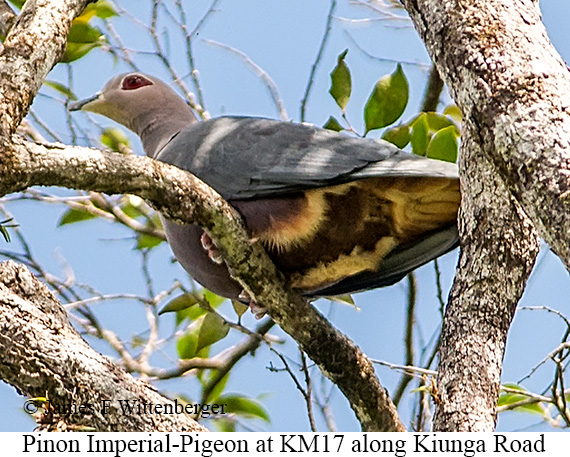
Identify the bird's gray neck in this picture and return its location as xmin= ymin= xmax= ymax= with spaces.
xmin=135 ymin=107 xmax=197 ymax=158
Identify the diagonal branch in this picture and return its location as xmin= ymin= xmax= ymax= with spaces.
xmin=0 ymin=259 xmax=207 ymax=432
xmin=0 ymin=0 xmax=94 ymax=139
xmin=402 ymin=0 xmax=570 ymax=270
xmin=397 ymin=0 xmax=570 ymax=431
xmin=433 ymin=127 xmax=539 ymax=431
xmin=0 ymin=137 xmax=404 ymax=431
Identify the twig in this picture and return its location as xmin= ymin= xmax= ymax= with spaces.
xmin=372 ymin=358 xmax=437 ymax=377
xmin=65 ymin=293 xmax=150 ymax=310
xmin=205 ymin=39 xmax=288 ymax=120
xmin=176 ymin=0 xmax=221 ymax=111
xmin=393 ymin=272 xmax=416 ymax=406
xmin=300 ymin=350 xmax=318 ymax=431
xmin=27 ymin=110 xmax=61 ymax=142
xmin=349 ymin=0 xmax=407 ymax=21
xmin=102 ymin=20 xmax=139 ymax=71
xmin=269 ymin=348 xmax=317 ymax=431
xmin=316 ymin=377 xmax=337 ymax=431
xmin=343 ymin=30 xmax=430 ymax=69
xmin=198 ymin=319 xmax=275 ymax=400
xmin=420 ymin=65 xmax=444 ymax=112
xmin=299 ymin=0 xmax=337 ymax=122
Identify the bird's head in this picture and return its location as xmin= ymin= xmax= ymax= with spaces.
xmin=69 ymin=72 xmax=197 ymax=156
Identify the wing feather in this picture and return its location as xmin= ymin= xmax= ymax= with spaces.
xmin=156 ymin=116 xmax=458 ymax=199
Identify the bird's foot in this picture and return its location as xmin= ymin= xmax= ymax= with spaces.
xmin=200 ymin=232 xmax=223 ymax=264
xmin=238 ymin=290 xmax=267 ymax=320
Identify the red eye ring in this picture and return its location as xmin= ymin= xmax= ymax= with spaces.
xmin=121 ymin=75 xmax=153 ymax=91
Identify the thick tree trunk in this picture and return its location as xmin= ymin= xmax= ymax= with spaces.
xmin=402 ymin=0 xmax=570 ymax=268
xmin=0 ymin=0 xmax=92 ymax=138
xmin=434 ymin=126 xmax=539 ymax=431
xmin=400 ymin=0 xmax=568 ymax=430
xmin=0 ymin=260 xmax=208 ymax=431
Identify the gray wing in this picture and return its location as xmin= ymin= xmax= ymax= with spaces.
xmin=156 ymin=116 xmax=458 ymax=199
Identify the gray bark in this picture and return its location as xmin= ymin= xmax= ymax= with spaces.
xmin=400 ymin=0 xmax=568 ymax=430
xmin=0 ymin=0 xmax=92 ymax=139
xmin=434 ymin=127 xmax=539 ymax=431
xmin=402 ymin=0 xmax=570 ymax=268
xmin=0 ymin=260 xmax=208 ymax=431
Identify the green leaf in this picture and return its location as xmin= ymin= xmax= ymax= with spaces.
xmin=8 ymin=1 xmax=24 ymax=10
xmin=100 ymin=127 xmax=131 ymax=153
xmin=329 ymin=49 xmax=351 ymax=111
xmin=212 ymin=417 xmax=236 ymax=432
xmin=177 ymin=329 xmax=199 ymax=359
xmin=411 ymin=113 xmax=429 ymax=156
xmin=217 ymin=395 xmax=270 ymax=422
xmin=443 ymin=104 xmax=463 ymax=122
xmin=175 ymin=394 xmax=195 ymax=405
xmin=62 ymin=22 xmax=105 ymax=63
xmin=326 ymin=294 xmax=360 ymax=310
xmin=0 ymin=218 xmax=16 ymax=242
xmin=177 ymin=316 xmax=213 ymax=359
xmin=159 ymin=293 xmax=199 ymax=315
xmin=425 ymin=112 xmax=455 ymax=131
xmin=175 ymin=301 xmax=208 ymax=326
xmin=203 ymin=372 xmax=231 ymax=403
xmin=328 ymin=294 xmax=355 ymax=306
xmin=44 ymin=81 xmax=77 ymax=100
xmin=0 ymin=225 xmax=10 ymax=242
xmin=498 ymin=384 xmax=546 ymax=415
xmin=82 ymin=0 xmax=118 ymax=19
xmin=232 ymin=300 xmax=249 ymax=318
xmin=203 ymin=290 xmax=226 ymax=308
xmin=63 ymin=43 xmax=101 ymax=63
xmin=382 ymin=125 xmax=411 ymax=149
xmin=119 ymin=195 xmax=146 ymax=219
xmin=196 ymin=312 xmax=229 ymax=352
xmin=136 ymin=233 xmax=163 ymax=250
xmin=323 ymin=116 xmax=343 ymax=132
xmin=426 ymin=125 xmax=458 ymax=163
xmin=67 ymin=22 xmax=104 ymax=44
xmin=58 ymin=208 xmax=97 ymax=226
xmin=364 ymin=64 xmax=409 ymax=133
xmin=131 ymin=335 xmax=146 ymax=349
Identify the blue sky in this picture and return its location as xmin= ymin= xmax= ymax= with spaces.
xmin=0 ymin=0 xmax=569 ymax=432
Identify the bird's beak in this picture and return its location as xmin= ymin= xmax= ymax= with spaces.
xmin=68 ymin=92 xmax=103 ymax=112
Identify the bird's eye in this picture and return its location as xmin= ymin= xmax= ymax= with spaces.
xmin=121 ymin=75 xmax=153 ymax=91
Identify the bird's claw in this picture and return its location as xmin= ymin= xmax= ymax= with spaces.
xmin=200 ymin=232 xmax=223 ymax=264
xmin=239 ymin=289 xmax=267 ymax=320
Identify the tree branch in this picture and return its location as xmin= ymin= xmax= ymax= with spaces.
xmin=0 ymin=138 xmax=404 ymax=431
xmin=0 ymin=260 xmax=207 ymax=431
xmin=0 ymin=0 xmax=16 ymax=39
xmin=434 ymin=127 xmax=539 ymax=431
xmin=402 ymin=0 xmax=570 ymax=269
xmin=400 ymin=0 xmax=552 ymax=431
xmin=0 ymin=0 xmax=93 ymax=138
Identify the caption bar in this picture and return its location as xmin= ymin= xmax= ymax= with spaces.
xmin=2 ymin=432 xmax=564 ymax=456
